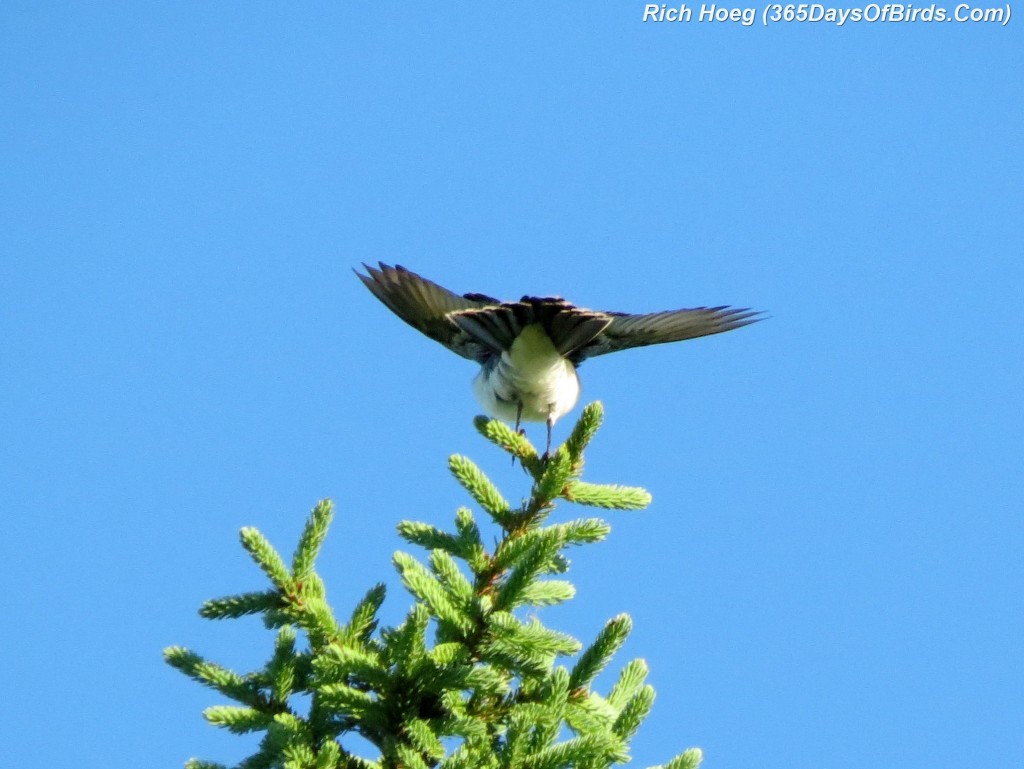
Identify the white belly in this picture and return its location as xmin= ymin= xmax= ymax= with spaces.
xmin=472 ymin=324 xmax=581 ymax=424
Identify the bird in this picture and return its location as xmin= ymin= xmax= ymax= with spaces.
xmin=356 ymin=263 xmax=761 ymax=456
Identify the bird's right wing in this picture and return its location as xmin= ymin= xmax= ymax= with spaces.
xmin=356 ymin=263 xmax=499 ymax=361
xmin=571 ymin=306 xmax=762 ymax=363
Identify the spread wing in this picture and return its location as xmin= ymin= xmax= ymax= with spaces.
xmin=570 ymin=306 xmax=763 ymax=364
xmin=355 ymin=263 xmax=499 ymax=361
xmin=358 ymin=263 xmax=763 ymax=366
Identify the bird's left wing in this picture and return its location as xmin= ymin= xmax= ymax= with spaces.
xmin=356 ymin=263 xmax=499 ymax=362
xmin=570 ymin=306 xmax=762 ymax=364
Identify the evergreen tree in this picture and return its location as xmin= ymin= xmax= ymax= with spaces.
xmin=166 ymin=402 xmax=702 ymax=769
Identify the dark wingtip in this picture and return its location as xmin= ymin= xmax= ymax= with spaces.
xmin=725 ymin=309 xmax=768 ymax=332
xmin=355 ymin=262 xmax=392 ymax=291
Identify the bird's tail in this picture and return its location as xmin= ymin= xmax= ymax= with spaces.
xmin=451 ymin=297 xmax=611 ymax=357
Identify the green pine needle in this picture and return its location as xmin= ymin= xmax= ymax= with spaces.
xmin=608 ymin=659 xmax=649 ymax=711
xmin=199 ymin=590 xmax=282 ymax=620
xmin=383 ymin=604 xmax=429 ymax=672
xmin=267 ymin=627 xmax=298 ymax=702
xmin=314 ymin=641 xmax=387 ymax=688
xmin=485 ymin=613 xmax=581 ymax=661
xmin=564 ymin=401 xmax=605 ymax=461
xmin=405 ymin=718 xmax=445 ymax=760
xmin=454 ymin=507 xmax=489 ymax=573
xmin=612 ymin=684 xmax=656 ymax=740
xmin=240 ymin=527 xmax=294 ymax=593
xmin=563 ymin=481 xmax=652 ymax=510
xmin=448 ymin=455 xmax=514 ymax=523
xmin=569 ymin=614 xmax=633 ymax=691
xmin=297 ymin=596 xmax=345 ymax=648
xmin=659 ymin=748 xmax=704 ymax=769
xmin=397 ymin=520 xmax=464 ymax=555
xmin=552 ymin=517 xmax=612 ymax=546
xmin=318 ymin=682 xmax=378 ymax=719
xmin=492 ymin=527 xmax=563 ymax=573
xmin=565 ymin=692 xmax=617 ymax=733
xmin=164 ymin=647 xmax=261 ymax=706
xmin=292 ymin=499 xmax=334 ymax=581
xmin=523 ymin=732 xmax=628 ymax=769
xmin=430 ymin=549 xmax=476 ymax=607
xmin=533 ymin=448 xmax=574 ymax=504
xmin=394 ymin=744 xmax=432 ymax=769
xmin=494 ymin=531 xmax=566 ymax=611
xmin=204 ymin=705 xmax=274 ymax=735
xmin=313 ymin=741 xmax=342 ymax=769
xmin=473 ymin=415 xmax=544 ymax=475
xmin=515 ymin=579 xmax=575 ymax=607
xmin=394 ymin=552 xmax=474 ymax=635
xmin=346 ymin=583 xmax=387 ymax=642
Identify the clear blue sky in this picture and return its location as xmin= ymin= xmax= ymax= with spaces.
xmin=2 ymin=4 xmax=1021 ymax=768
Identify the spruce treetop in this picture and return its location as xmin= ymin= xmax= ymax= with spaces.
xmin=166 ymin=402 xmax=702 ymax=769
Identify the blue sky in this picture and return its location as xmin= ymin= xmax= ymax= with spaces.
xmin=2 ymin=3 xmax=1022 ymax=768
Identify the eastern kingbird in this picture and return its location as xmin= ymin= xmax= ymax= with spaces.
xmin=357 ymin=263 xmax=761 ymax=454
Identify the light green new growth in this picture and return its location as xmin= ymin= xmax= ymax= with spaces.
xmin=167 ymin=401 xmax=702 ymax=769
